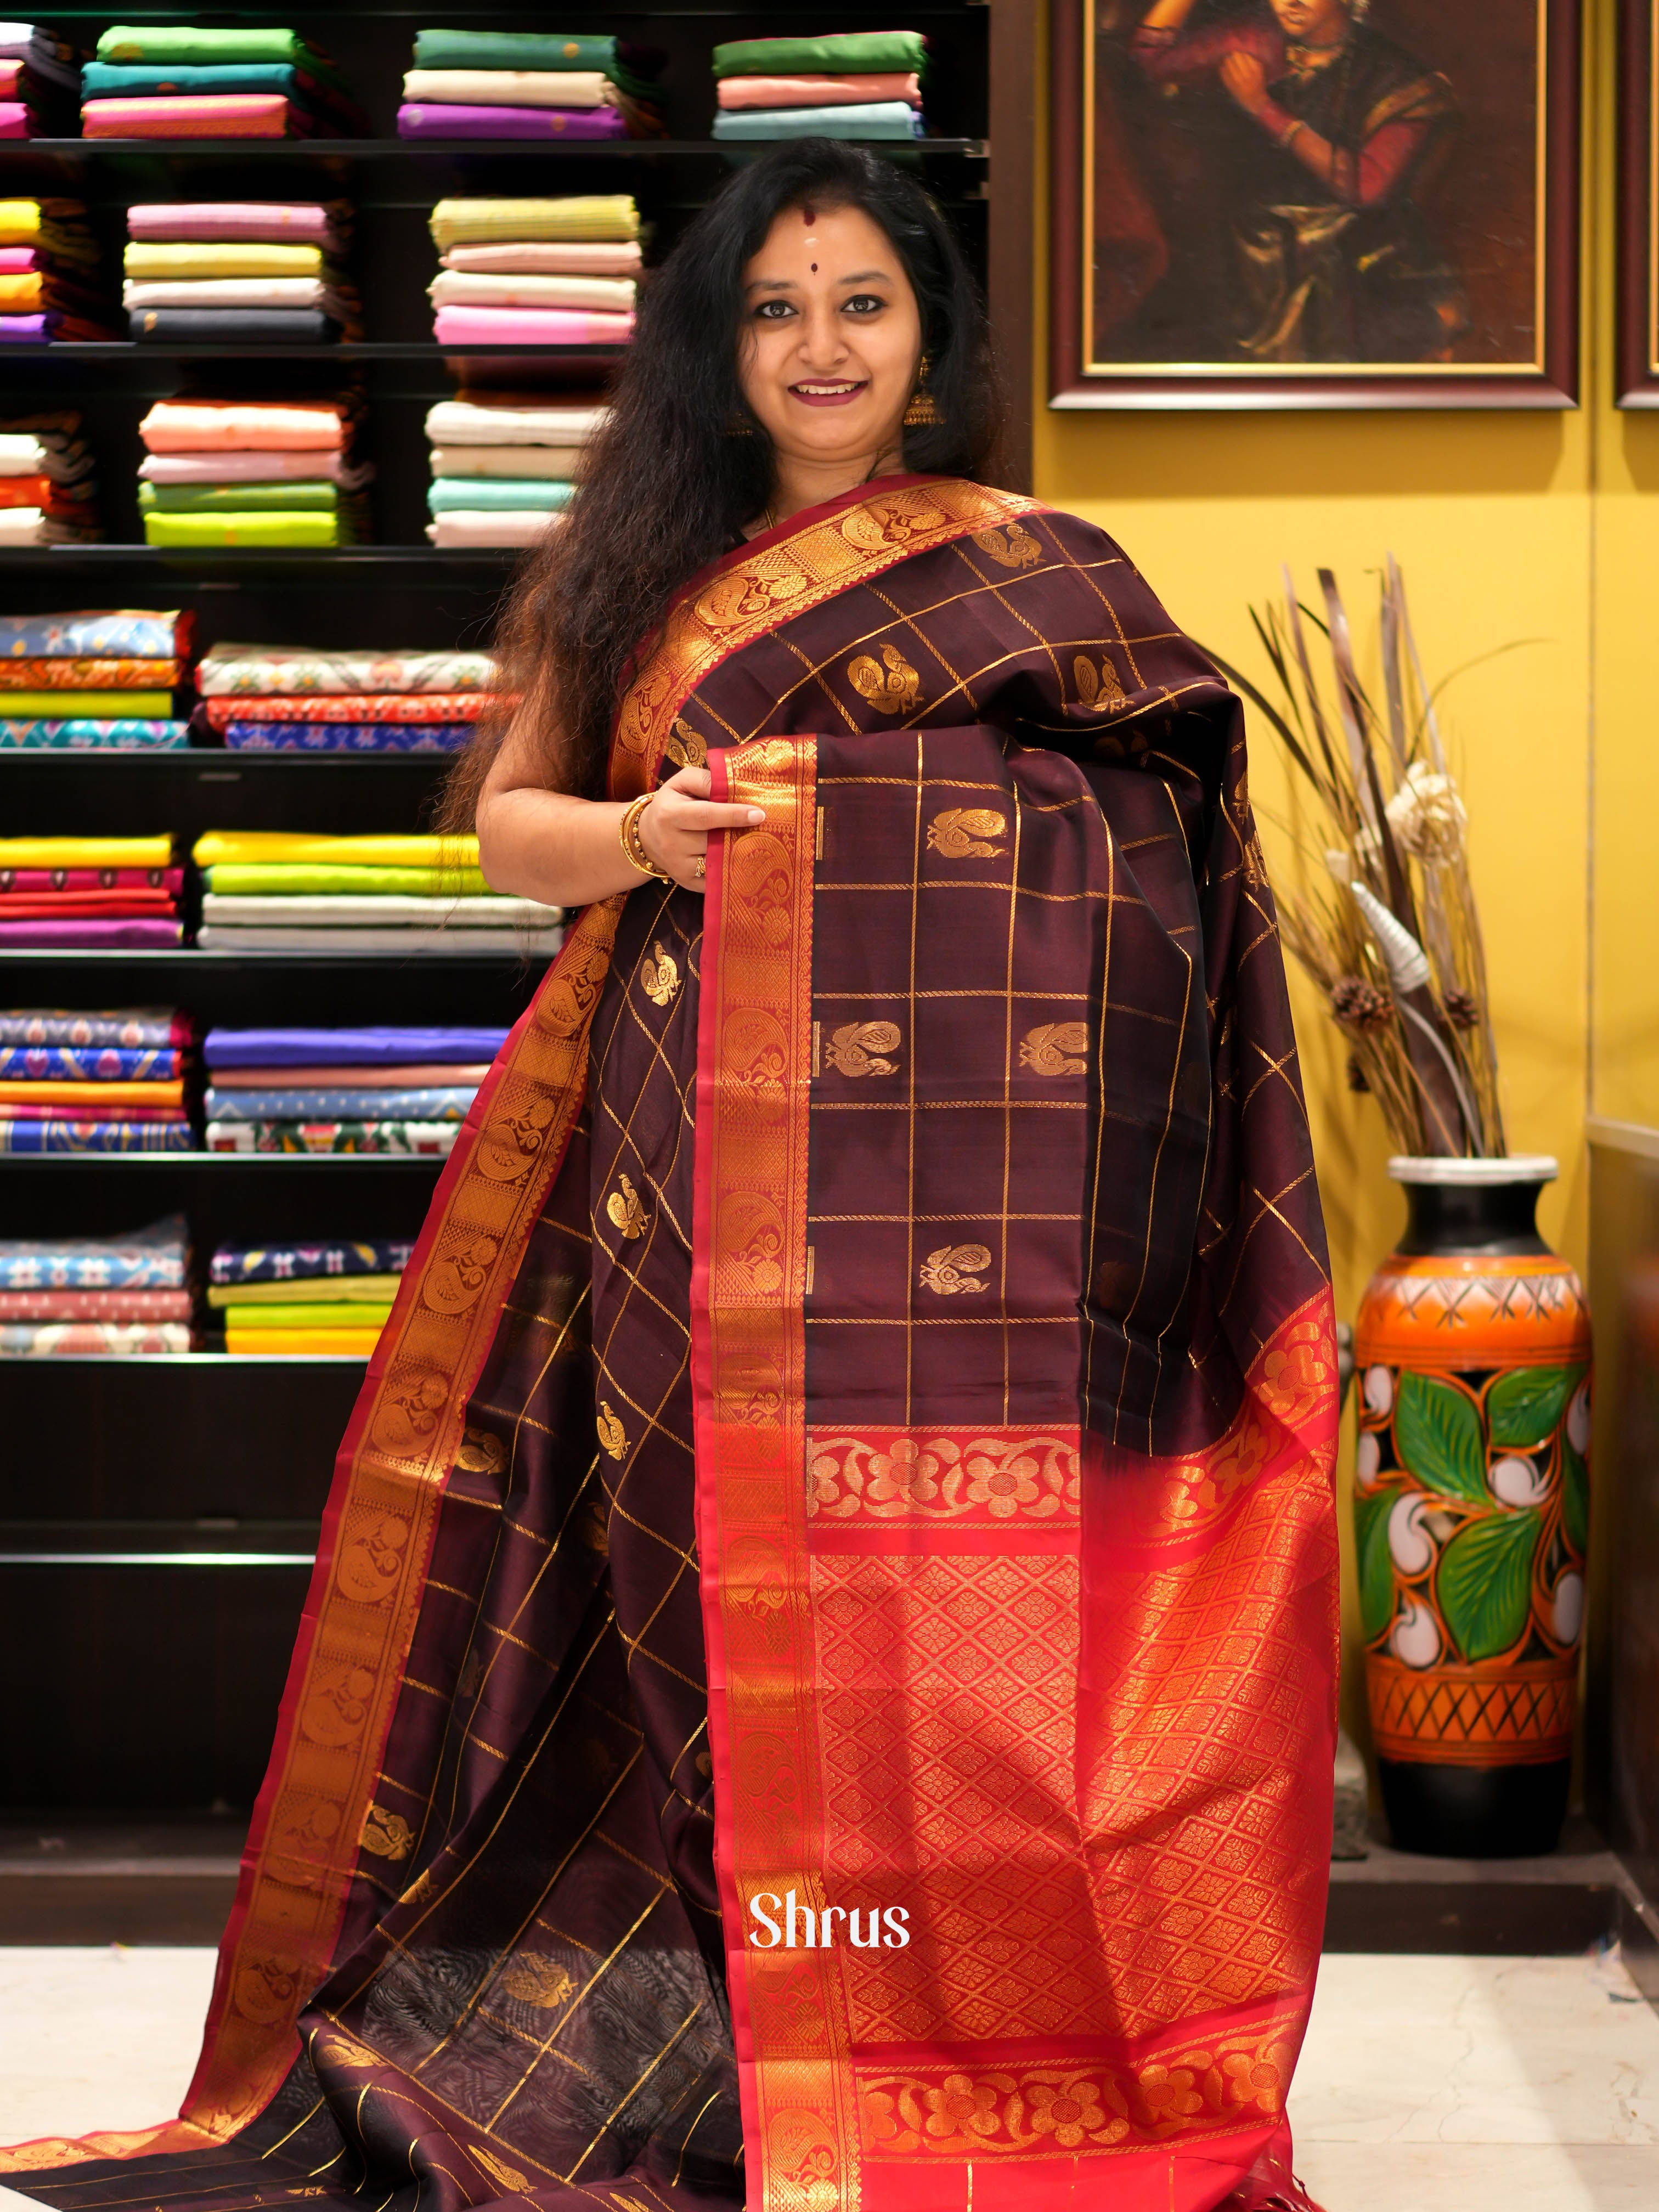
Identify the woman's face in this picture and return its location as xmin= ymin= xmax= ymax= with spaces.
xmin=737 ymin=201 xmax=923 ymax=472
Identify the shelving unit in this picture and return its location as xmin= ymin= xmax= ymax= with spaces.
xmin=1 ymin=0 xmax=1026 ymax=1816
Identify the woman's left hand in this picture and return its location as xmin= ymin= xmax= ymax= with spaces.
xmin=636 ymin=759 xmax=766 ymax=893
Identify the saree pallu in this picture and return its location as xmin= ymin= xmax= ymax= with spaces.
xmin=0 ymin=479 xmax=1336 ymax=2212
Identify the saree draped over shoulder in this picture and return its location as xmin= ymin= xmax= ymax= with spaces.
xmin=1 ymin=478 xmax=1339 ymax=2212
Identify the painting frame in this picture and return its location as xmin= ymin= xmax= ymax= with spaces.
xmin=1048 ymin=0 xmax=1582 ymax=409
xmin=1618 ymin=0 xmax=1659 ymax=404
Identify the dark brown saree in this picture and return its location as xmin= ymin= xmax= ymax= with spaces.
xmin=1 ymin=476 xmax=1339 ymax=2212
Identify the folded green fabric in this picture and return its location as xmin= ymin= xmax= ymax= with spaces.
xmin=82 ymin=57 xmax=352 ymax=97
xmin=0 ymin=691 xmax=173 ymax=717
xmin=204 ymin=864 xmax=489 ymax=896
xmin=220 ymin=1300 xmax=395 ymax=1330
xmin=713 ymin=104 xmax=924 ymax=142
xmin=95 ymin=25 xmax=323 ymax=67
xmin=207 ymin=1273 xmax=402 ymax=1308
xmin=143 ymin=512 xmax=346 ymax=549
xmin=410 ymin=29 xmax=653 ymax=95
xmin=711 ymin=30 xmax=928 ymax=79
xmin=427 ymin=478 xmax=573 ymax=513
xmin=141 ymin=481 xmax=339 ymax=514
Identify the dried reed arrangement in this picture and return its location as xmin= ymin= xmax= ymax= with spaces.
xmin=1211 ymin=557 xmax=1504 ymax=1159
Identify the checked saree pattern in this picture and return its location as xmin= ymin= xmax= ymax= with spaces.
xmin=2 ymin=478 xmax=1338 ymax=2212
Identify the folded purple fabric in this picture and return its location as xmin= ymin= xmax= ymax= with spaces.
xmin=0 ymin=313 xmax=49 ymax=340
xmin=396 ymin=102 xmax=628 ymax=141
xmin=205 ymin=1026 xmax=509 ymax=1067
xmin=0 ymin=918 xmax=184 ymax=948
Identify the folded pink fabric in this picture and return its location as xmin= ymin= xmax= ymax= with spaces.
xmin=0 ymin=247 xmax=38 ymax=274
xmin=442 ymin=241 xmax=642 ymax=276
xmin=0 ymin=103 xmax=31 ymax=139
xmin=127 ymin=202 xmax=342 ymax=247
xmin=0 ymin=918 xmax=184 ymax=947
xmin=139 ymin=450 xmax=368 ymax=485
xmin=397 ymin=102 xmax=627 ymax=141
xmin=82 ymin=94 xmax=326 ymax=140
xmin=433 ymin=305 xmax=634 ymax=346
xmin=716 ymin=71 xmax=923 ymax=110
xmin=139 ymin=400 xmax=348 ymax=453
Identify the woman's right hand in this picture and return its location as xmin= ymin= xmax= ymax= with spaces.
xmin=636 ymin=758 xmax=766 ymax=893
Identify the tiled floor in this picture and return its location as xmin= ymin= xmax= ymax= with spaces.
xmin=1 ymin=1947 xmax=1657 ymax=2208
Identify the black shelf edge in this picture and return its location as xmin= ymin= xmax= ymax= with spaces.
xmin=0 ymin=752 xmax=454 ymax=769
xmin=0 ymin=548 xmax=517 ymax=566
xmin=18 ymin=137 xmax=988 ymax=159
xmin=0 ymin=950 xmax=545 ymax=964
xmin=8 ymin=342 xmax=628 ymax=360
xmin=0 ymin=1153 xmax=447 ymax=1168
xmin=0 ymin=1353 xmax=370 ymax=1364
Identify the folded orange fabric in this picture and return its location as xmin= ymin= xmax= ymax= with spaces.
xmin=0 ymin=272 xmax=41 ymax=309
xmin=82 ymin=94 xmax=309 ymax=140
xmin=139 ymin=399 xmax=348 ymax=452
xmin=0 ymin=476 xmax=50 ymax=510
xmin=0 ymin=1078 xmax=187 ymax=1106
xmin=0 ymin=657 xmax=181 ymax=688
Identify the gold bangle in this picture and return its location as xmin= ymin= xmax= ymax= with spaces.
xmin=619 ymin=792 xmax=672 ymax=883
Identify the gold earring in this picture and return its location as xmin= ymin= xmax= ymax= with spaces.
xmin=903 ymin=355 xmax=942 ymax=428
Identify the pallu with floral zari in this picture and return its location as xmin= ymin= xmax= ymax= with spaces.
xmin=0 ymin=475 xmax=1338 ymax=2212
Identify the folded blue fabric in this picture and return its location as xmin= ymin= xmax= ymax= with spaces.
xmin=204 ymin=1025 xmax=507 ymax=1068
xmin=0 ymin=721 xmax=190 ymax=750
xmin=0 ymin=1215 xmax=189 ymax=1284
xmin=0 ymin=613 xmax=180 ymax=657
xmin=222 ymin=721 xmax=471 ymax=752
xmin=211 ymin=1236 xmax=414 ymax=1285
xmin=84 ymin=61 xmax=313 ymax=96
xmin=712 ymin=102 xmax=925 ymax=141
xmin=0 ymin=1122 xmax=193 ymax=1154
xmin=204 ymin=1084 xmax=478 ymax=1121
xmin=0 ymin=1045 xmax=180 ymax=1080
xmin=428 ymin=479 xmax=574 ymax=514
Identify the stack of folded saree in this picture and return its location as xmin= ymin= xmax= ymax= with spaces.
xmin=82 ymin=25 xmax=364 ymax=139
xmin=137 ymin=396 xmax=368 ymax=547
xmin=0 ymin=607 xmax=189 ymax=748
xmin=0 ymin=834 xmax=182 ymax=947
xmin=0 ymin=200 xmax=115 ymax=341
xmin=399 ymin=29 xmax=663 ymax=143
xmin=0 ymin=1212 xmax=193 ymax=1352
xmin=711 ymin=29 xmax=928 ymax=139
xmin=424 ymin=390 xmax=610 ymax=548
xmin=202 ymin=1024 xmax=506 ymax=1160
xmin=125 ymin=201 xmax=359 ymax=344
xmin=0 ymin=21 xmax=81 ymax=137
xmin=0 ymin=1011 xmax=193 ymax=1156
xmin=0 ymin=411 xmax=99 ymax=546
xmin=427 ymin=195 xmax=637 ymax=349
xmin=192 ymin=831 xmax=563 ymax=955
xmin=193 ymin=640 xmax=494 ymax=753
xmin=208 ymin=1233 xmax=416 ymax=1352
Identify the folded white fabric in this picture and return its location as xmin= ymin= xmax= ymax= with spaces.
xmin=138 ymin=452 xmax=374 ymax=487
xmin=402 ymin=67 xmax=617 ymax=108
xmin=441 ymin=240 xmax=642 ymax=276
xmin=428 ymin=443 xmax=585 ymax=479
xmin=197 ymin=924 xmax=566 ymax=953
xmin=0 ymin=508 xmax=76 ymax=545
xmin=424 ymin=399 xmax=610 ymax=447
xmin=197 ymin=644 xmax=495 ymax=694
xmin=124 ymin=279 xmax=359 ymax=314
xmin=0 ymin=428 xmax=93 ymax=481
xmin=200 ymin=894 xmax=562 ymax=926
xmin=427 ymin=270 xmax=636 ymax=312
xmin=426 ymin=511 xmax=561 ymax=549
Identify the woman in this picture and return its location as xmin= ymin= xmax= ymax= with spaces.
xmin=1 ymin=144 xmax=1338 ymax=2212
xmin=1128 ymin=0 xmax=1463 ymax=361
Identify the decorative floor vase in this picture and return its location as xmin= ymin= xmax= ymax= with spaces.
xmin=1353 ymin=1156 xmax=1592 ymax=1857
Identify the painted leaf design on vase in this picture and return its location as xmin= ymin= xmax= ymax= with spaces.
xmin=1486 ymin=1363 xmax=1585 ymax=1450
xmin=1561 ymin=1436 xmax=1590 ymax=1558
xmin=1354 ymin=1486 xmax=1395 ymax=1642
xmin=1393 ymin=1370 xmax=1487 ymax=1506
xmin=1436 ymin=1506 xmax=1542 ymax=1662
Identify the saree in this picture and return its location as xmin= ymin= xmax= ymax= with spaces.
xmin=0 ymin=477 xmax=1337 ymax=2212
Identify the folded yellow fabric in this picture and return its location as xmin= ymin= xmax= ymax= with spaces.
xmin=226 ymin=1327 xmax=383 ymax=1355
xmin=0 ymin=200 xmax=44 ymax=245
xmin=0 ymin=836 xmax=174 ymax=867
xmin=124 ymin=241 xmax=327 ymax=280
xmin=207 ymin=1273 xmax=401 ymax=1308
xmin=221 ymin=1301 xmax=394 ymax=1330
xmin=0 ymin=692 xmax=173 ymax=718
xmin=193 ymin=831 xmax=479 ymax=868
xmin=430 ymin=196 xmax=640 ymax=249
xmin=0 ymin=1079 xmax=185 ymax=1107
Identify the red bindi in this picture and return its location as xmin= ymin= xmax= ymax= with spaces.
xmin=802 ymin=204 xmax=817 ymax=224
xmin=810 ymin=262 xmax=818 ymax=272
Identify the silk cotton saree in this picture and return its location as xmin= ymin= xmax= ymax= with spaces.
xmin=0 ymin=476 xmax=1339 ymax=2212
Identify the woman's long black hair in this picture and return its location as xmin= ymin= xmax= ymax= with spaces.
xmin=441 ymin=138 xmax=1006 ymax=818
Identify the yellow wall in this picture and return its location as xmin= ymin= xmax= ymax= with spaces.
xmin=1027 ymin=0 xmax=1659 ymax=1748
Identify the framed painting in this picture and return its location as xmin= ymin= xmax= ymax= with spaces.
xmin=1619 ymin=0 xmax=1659 ymax=404
xmin=1049 ymin=0 xmax=1581 ymax=408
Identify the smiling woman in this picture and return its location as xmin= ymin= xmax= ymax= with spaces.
xmin=0 ymin=141 xmax=1341 ymax=2212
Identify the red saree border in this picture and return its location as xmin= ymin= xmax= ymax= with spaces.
xmin=693 ymin=738 xmax=865 ymax=2211
xmin=0 ymin=900 xmax=623 ymax=2177
xmin=608 ymin=475 xmax=1050 ymax=802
